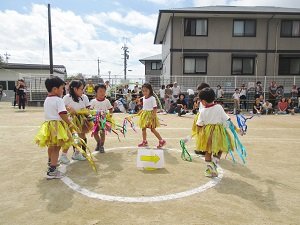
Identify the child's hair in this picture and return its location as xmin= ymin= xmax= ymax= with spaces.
xmin=142 ymin=83 xmax=154 ymax=96
xmin=235 ymin=88 xmax=239 ymax=91
xmin=161 ymin=85 xmax=165 ymax=89
xmin=45 ymin=76 xmax=65 ymax=93
xmin=69 ymin=80 xmax=83 ymax=103
xmin=94 ymin=83 xmax=107 ymax=93
xmin=179 ymin=93 xmax=185 ymax=99
xmin=198 ymin=87 xmax=215 ymax=103
xmin=197 ymin=83 xmax=210 ymax=91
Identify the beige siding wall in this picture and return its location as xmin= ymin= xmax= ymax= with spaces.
xmin=145 ymin=61 xmax=162 ymax=76
xmin=167 ymin=16 xmax=300 ymax=76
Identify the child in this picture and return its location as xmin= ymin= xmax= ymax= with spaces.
xmin=34 ymin=77 xmax=74 ymax=179
xmin=253 ymin=98 xmax=262 ymax=114
xmin=176 ymin=93 xmax=188 ymax=116
xmin=232 ymin=88 xmax=240 ymax=114
xmin=196 ymin=88 xmax=240 ymax=178
xmin=138 ymin=83 xmax=166 ymax=148
xmin=59 ymin=80 xmax=92 ymax=163
xmin=90 ymin=83 xmax=113 ymax=153
xmin=192 ymin=83 xmax=210 ymax=155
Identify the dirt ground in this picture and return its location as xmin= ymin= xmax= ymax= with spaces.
xmin=0 ymin=102 xmax=299 ymax=225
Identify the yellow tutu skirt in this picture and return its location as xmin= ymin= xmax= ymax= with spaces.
xmin=34 ymin=120 xmax=73 ymax=149
xmin=137 ymin=110 xmax=160 ymax=129
xmin=192 ymin=112 xmax=200 ymax=137
xmin=72 ymin=110 xmax=93 ymax=134
xmin=196 ymin=124 xmax=234 ymax=155
xmin=106 ymin=113 xmax=116 ymax=129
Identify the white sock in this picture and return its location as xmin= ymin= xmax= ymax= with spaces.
xmin=212 ymin=157 xmax=220 ymax=165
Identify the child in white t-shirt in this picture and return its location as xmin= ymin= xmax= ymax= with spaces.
xmin=196 ymin=88 xmax=243 ymax=178
xmin=232 ymin=88 xmax=241 ymax=113
xmin=137 ymin=83 xmax=166 ymax=149
xmin=90 ymin=83 xmax=113 ymax=153
xmin=35 ymin=77 xmax=74 ymax=179
xmin=59 ymin=80 xmax=92 ymax=164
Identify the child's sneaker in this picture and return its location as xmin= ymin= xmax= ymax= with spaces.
xmin=138 ymin=140 xmax=148 ymax=147
xmin=99 ymin=145 xmax=105 ymax=153
xmin=59 ymin=154 xmax=70 ymax=164
xmin=205 ymin=162 xmax=218 ymax=178
xmin=157 ymin=139 xmax=166 ymax=149
xmin=46 ymin=168 xmax=65 ymax=180
xmin=94 ymin=143 xmax=100 ymax=152
xmin=72 ymin=152 xmax=86 ymax=161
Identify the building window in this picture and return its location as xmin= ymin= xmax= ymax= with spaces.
xmin=184 ymin=57 xmax=207 ymax=74
xmin=184 ymin=19 xmax=208 ymax=36
xmin=151 ymin=62 xmax=161 ymax=70
xmin=233 ymin=19 xmax=256 ymax=37
xmin=279 ymin=56 xmax=300 ymax=75
xmin=0 ymin=81 xmax=7 ymax=90
xmin=232 ymin=57 xmax=255 ymax=75
xmin=8 ymin=81 xmax=16 ymax=90
xmin=281 ymin=20 xmax=300 ymax=37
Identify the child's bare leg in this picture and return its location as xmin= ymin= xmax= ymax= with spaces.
xmin=205 ymin=151 xmax=212 ymax=162
xmin=49 ymin=146 xmax=61 ymax=167
xmin=142 ymin=128 xmax=147 ymax=141
xmin=150 ymin=128 xmax=162 ymax=141
xmin=100 ymin=130 xmax=105 ymax=146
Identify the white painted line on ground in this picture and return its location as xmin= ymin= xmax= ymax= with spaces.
xmin=61 ymin=146 xmax=224 ymax=203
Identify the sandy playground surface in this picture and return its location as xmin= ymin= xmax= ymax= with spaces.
xmin=0 ymin=102 xmax=299 ymax=225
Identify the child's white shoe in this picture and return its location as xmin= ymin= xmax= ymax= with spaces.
xmin=59 ymin=154 xmax=70 ymax=164
xmin=72 ymin=152 xmax=86 ymax=161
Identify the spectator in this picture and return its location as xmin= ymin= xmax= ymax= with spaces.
xmin=278 ymin=97 xmax=288 ymax=114
xmin=176 ymin=93 xmax=188 ymax=116
xmin=291 ymin=85 xmax=298 ymax=100
xmin=259 ymin=94 xmax=265 ymax=105
xmin=216 ymin=85 xmax=224 ymax=104
xmin=105 ymin=81 xmax=112 ymax=100
xmin=192 ymin=97 xmax=200 ymax=115
xmin=164 ymin=84 xmax=173 ymax=112
xmin=84 ymin=79 xmax=95 ymax=101
xmin=113 ymin=98 xmax=126 ymax=113
xmin=269 ymin=81 xmax=277 ymax=108
xmin=186 ymin=88 xmax=195 ymax=109
xmin=128 ymin=97 xmax=137 ymax=114
xmin=253 ymin=98 xmax=262 ymax=114
xmin=13 ymin=80 xmax=19 ymax=107
xmin=239 ymin=84 xmax=247 ymax=110
xmin=0 ymin=85 xmax=3 ymax=101
xmin=276 ymin=85 xmax=284 ymax=100
xmin=172 ymin=82 xmax=181 ymax=100
xmin=232 ymin=88 xmax=240 ymax=114
xmin=133 ymin=85 xmax=139 ymax=94
xmin=262 ymin=101 xmax=273 ymax=115
xmin=287 ymin=98 xmax=296 ymax=115
xmin=255 ymin=81 xmax=263 ymax=99
xmin=123 ymin=84 xmax=129 ymax=95
xmin=64 ymin=80 xmax=70 ymax=95
xmin=159 ymin=85 xmax=165 ymax=109
xmin=16 ymin=79 xmax=26 ymax=111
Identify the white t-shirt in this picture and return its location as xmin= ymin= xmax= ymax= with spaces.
xmin=187 ymin=89 xmax=194 ymax=95
xmin=63 ymin=94 xmax=90 ymax=111
xmin=196 ymin=104 xmax=229 ymax=126
xmin=199 ymin=102 xmax=205 ymax=112
xmin=240 ymin=89 xmax=247 ymax=96
xmin=44 ymin=96 xmax=67 ymax=121
xmin=172 ymin=86 xmax=181 ymax=96
xmin=142 ymin=96 xmax=157 ymax=111
xmin=232 ymin=93 xmax=240 ymax=100
xmin=159 ymin=89 xmax=165 ymax=98
xmin=115 ymin=100 xmax=126 ymax=113
xmin=90 ymin=98 xmax=113 ymax=111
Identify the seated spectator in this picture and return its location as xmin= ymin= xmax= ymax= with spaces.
xmin=192 ymin=97 xmax=200 ymax=115
xmin=128 ymin=97 xmax=137 ymax=114
xmin=287 ymin=98 xmax=296 ymax=115
xmin=262 ymin=101 xmax=273 ymax=115
xmin=259 ymin=95 xmax=265 ymax=105
xmin=291 ymin=85 xmax=298 ymax=100
xmin=113 ymin=98 xmax=126 ymax=113
xmin=253 ymin=98 xmax=262 ymax=114
xmin=176 ymin=93 xmax=188 ymax=116
xmin=278 ymin=97 xmax=288 ymax=114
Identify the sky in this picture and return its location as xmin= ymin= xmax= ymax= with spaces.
xmin=0 ymin=0 xmax=299 ymax=78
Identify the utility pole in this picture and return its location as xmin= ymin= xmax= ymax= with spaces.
xmin=4 ymin=52 xmax=10 ymax=63
xmin=97 ymin=58 xmax=100 ymax=77
xmin=108 ymin=71 xmax=111 ymax=84
xmin=121 ymin=44 xmax=129 ymax=80
xmin=48 ymin=4 xmax=54 ymax=75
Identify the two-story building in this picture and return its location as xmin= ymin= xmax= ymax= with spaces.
xmin=154 ymin=6 xmax=300 ymax=90
xmin=139 ymin=54 xmax=162 ymax=89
